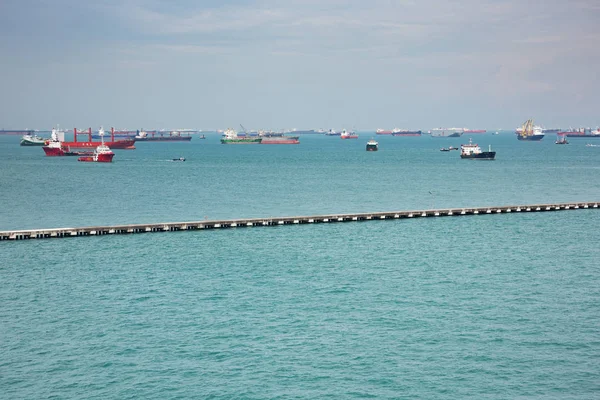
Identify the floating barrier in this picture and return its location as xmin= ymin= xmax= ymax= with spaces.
xmin=0 ymin=202 xmax=597 ymax=241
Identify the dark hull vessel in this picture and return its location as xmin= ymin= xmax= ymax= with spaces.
xmin=517 ymin=134 xmax=544 ymax=141
xmin=392 ymin=130 xmax=422 ymax=136
xmin=460 ymin=152 xmax=496 ymax=160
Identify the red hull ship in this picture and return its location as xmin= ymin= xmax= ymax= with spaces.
xmin=42 ymin=128 xmax=93 ymax=156
xmin=260 ymin=136 xmax=300 ymax=144
xmin=78 ymin=143 xmax=115 ymax=163
xmin=64 ymin=128 xmax=135 ymax=149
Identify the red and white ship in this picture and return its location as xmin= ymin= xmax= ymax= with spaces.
xmin=78 ymin=134 xmax=115 ymax=163
xmin=62 ymin=127 xmax=135 ymax=149
xmin=42 ymin=128 xmax=93 ymax=156
xmin=340 ymin=129 xmax=358 ymax=139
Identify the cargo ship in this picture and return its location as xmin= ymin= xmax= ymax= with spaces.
xmin=430 ymin=128 xmax=463 ymax=137
xmin=376 ymin=129 xmax=393 ymax=135
xmin=325 ymin=129 xmax=340 ymax=136
xmin=62 ymin=127 xmax=135 ymax=149
xmin=516 ymin=120 xmax=545 ymax=141
xmin=460 ymin=138 xmax=495 ymax=160
xmin=42 ymin=129 xmax=93 ymax=156
xmin=134 ymin=130 xmax=192 ymax=141
xmin=559 ymin=128 xmax=600 ymax=138
xmin=221 ymin=128 xmax=262 ymax=144
xmin=392 ymin=129 xmax=422 ymax=136
xmin=260 ymin=136 xmax=300 ymax=144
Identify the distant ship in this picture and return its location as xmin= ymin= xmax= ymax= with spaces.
xmin=290 ymin=129 xmax=316 ymax=134
xmin=376 ymin=129 xmax=393 ymax=135
xmin=63 ymin=127 xmax=136 ymax=149
xmin=430 ymin=128 xmax=463 ymax=137
xmin=558 ymin=128 xmax=600 ymax=138
xmin=260 ymin=136 xmax=300 ymax=144
xmin=391 ymin=129 xmax=422 ymax=136
xmin=516 ymin=120 xmax=545 ymax=141
xmin=463 ymin=129 xmax=487 ymax=134
xmin=325 ymin=129 xmax=340 ymax=136
xmin=134 ymin=130 xmax=192 ymax=141
xmin=0 ymin=129 xmax=35 ymax=135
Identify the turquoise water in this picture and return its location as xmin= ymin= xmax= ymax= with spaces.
xmin=1 ymin=133 xmax=600 ymax=398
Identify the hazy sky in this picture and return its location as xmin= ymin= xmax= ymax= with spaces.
xmin=1 ymin=0 xmax=598 ymax=130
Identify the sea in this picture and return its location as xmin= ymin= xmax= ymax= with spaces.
xmin=1 ymin=132 xmax=599 ymax=398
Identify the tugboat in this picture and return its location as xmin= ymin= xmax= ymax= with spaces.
xmin=366 ymin=139 xmax=378 ymax=151
xmin=77 ymin=133 xmax=114 ymax=163
xmin=460 ymin=138 xmax=496 ymax=160
xmin=555 ymin=134 xmax=569 ymax=144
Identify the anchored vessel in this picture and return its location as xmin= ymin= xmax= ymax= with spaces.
xmin=220 ymin=128 xmax=262 ymax=144
xmin=376 ymin=129 xmax=393 ymax=135
xmin=135 ymin=130 xmax=193 ymax=141
xmin=392 ymin=129 xmax=422 ymax=136
xmin=559 ymin=128 xmax=600 ymax=138
xmin=460 ymin=138 xmax=495 ymax=159
xmin=260 ymin=135 xmax=300 ymax=144
xmin=340 ymin=129 xmax=358 ymax=139
xmin=20 ymin=134 xmax=48 ymax=146
xmin=366 ymin=139 xmax=378 ymax=151
xmin=430 ymin=128 xmax=464 ymax=137
xmin=516 ymin=120 xmax=545 ymax=141
xmin=42 ymin=129 xmax=92 ymax=156
xmin=62 ymin=127 xmax=135 ymax=149
xmin=325 ymin=129 xmax=340 ymax=136
xmin=77 ymin=132 xmax=114 ymax=163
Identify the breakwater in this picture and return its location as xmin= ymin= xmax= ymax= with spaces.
xmin=1 ymin=201 xmax=597 ymax=241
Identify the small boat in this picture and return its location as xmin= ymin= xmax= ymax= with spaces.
xmin=20 ymin=134 xmax=48 ymax=146
xmin=440 ymin=146 xmax=458 ymax=152
xmin=366 ymin=139 xmax=378 ymax=151
xmin=440 ymin=147 xmax=450 ymax=152
xmin=460 ymin=138 xmax=495 ymax=160
xmin=586 ymin=143 xmax=599 ymax=147
xmin=555 ymin=134 xmax=569 ymax=145
xmin=172 ymin=157 xmax=186 ymax=161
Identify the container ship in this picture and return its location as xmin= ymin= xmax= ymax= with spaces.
xmin=392 ymin=129 xmax=422 ymax=136
xmin=62 ymin=127 xmax=136 ymax=149
xmin=516 ymin=120 xmax=545 ymax=141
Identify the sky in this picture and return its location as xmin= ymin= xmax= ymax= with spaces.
xmin=0 ymin=0 xmax=599 ymax=131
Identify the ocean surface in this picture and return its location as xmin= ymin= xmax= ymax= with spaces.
xmin=1 ymin=132 xmax=599 ymax=398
